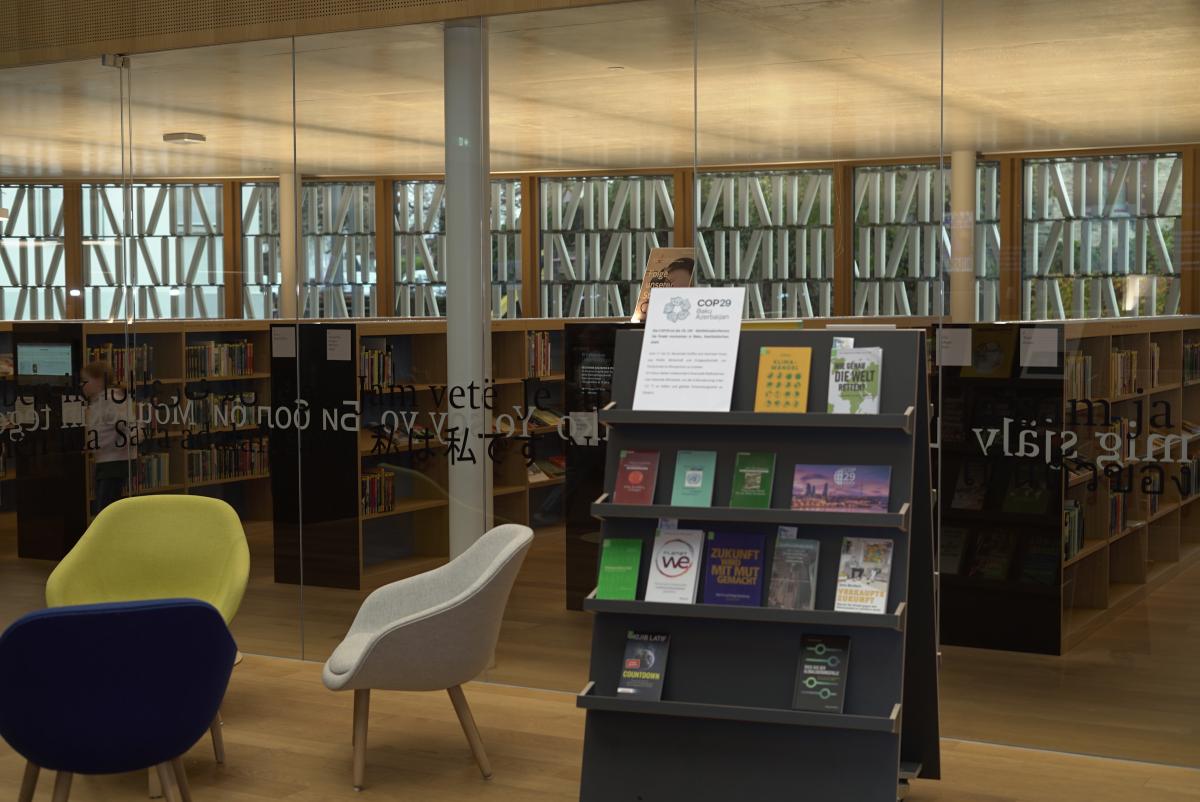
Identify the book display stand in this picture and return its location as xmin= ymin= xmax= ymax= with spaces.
xmin=577 ymin=328 xmax=940 ymax=801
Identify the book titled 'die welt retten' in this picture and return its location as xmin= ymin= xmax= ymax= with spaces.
xmin=702 ymin=531 xmax=766 ymax=606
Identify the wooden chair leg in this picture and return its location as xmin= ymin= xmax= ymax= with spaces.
xmin=51 ymin=771 xmax=73 ymax=802
xmin=210 ymin=710 xmax=226 ymax=764
xmin=155 ymin=762 xmax=183 ymax=802
xmin=171 ymin=758 xmax=194 ymax=802
xmin=447 ymin=685 xmax=492 ymax=779
xmin=352 ymin=688 xmax=370 ymax=790
xmin=149 ymin=767 xmax=163 ymax=798
xmin=18 ymin=761 xmax=39 ymax=802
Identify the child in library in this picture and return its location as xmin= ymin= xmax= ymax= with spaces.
xmin=82 ymin=360 xmax=136 ymax=514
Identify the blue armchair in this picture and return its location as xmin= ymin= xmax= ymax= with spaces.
xmin=0 ymin=599 xmax=237 ymax=802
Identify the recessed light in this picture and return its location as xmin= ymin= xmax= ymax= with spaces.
xmin=163 ymin=132 xmax=206 ymax=145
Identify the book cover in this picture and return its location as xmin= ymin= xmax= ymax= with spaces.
xmin=701 ymin=531 xmax=767 ymax=606
xmin=644 ymin=528 xmax=705 ymax=603
xmin=1001 ymin=469 xmax=1051 ymax=515
xmin=827 ymin=345 xmax=883 ymax=414
xmin=834 ymin=537 xmax=894 ymax=614
xmin=968 ymin=531 xmax=1015 ymax=581
xmin=940 ymin=527 xmax=970 ymax=576
xmin=950 ymin=461 xmax=990 ymax=511
xmin=766 ymin=536 xmax=820 ymax=610
xmin=1018 ymin=538 xmax=1059 ymax=586
xmin=792 ymin=635 xmax=851 ymax=713
xmin=754 ymin=347 xmax=813 ymax=413
xmin=670 ymin=450 xmax=717 ymax=507
xmin=617 ymin=631 xmax=670 ymax=699
xmin=612 ymin=449 xmax=661 ymax=505
xmin=595 ymin=538 xmax=643 ymax=600
xmin=791 ymin=464 xmax=891 ymax=512
xmin=631 ymin=248 xmax=696 ymax=324
xmin=729 ymin=452 xmax=776 ymax=508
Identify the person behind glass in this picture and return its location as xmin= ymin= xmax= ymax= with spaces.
xmin=82 ymin=361 xmax=136 ymax=515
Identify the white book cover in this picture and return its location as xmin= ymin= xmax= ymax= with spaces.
xmin=644 ymin=528 xmax=705 ymax=604
xmin=834 ymin=537 xmax=894 ymax=614
xmin=827 ymin=346 xmax=883 ymax=414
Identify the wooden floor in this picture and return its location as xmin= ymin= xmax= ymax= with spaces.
xmin=2 ymin=513 xmax=1198 ymax=769
xmin=1 ymin=653 xmax=1199 ymax=802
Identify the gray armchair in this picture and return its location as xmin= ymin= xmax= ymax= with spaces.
xmin=322 ymin=523 xmax=534 ymax=790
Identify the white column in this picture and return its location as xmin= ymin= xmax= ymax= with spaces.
xmin=444 ymin=18 xmax=493 ymax=556
xmin=949 ymin=150 xmax=977 ymax=323
xmin=278 ymin=170 xmax=300 ymax=319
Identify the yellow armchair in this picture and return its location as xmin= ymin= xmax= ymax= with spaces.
xmin=46 ymin=495 xmax=249 ymax=625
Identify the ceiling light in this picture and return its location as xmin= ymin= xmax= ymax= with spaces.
xmin=163 ymin=132 xmax=206 ymax=145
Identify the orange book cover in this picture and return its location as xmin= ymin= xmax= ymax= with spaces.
xmin=754 ymin=346 xmax=813 ymax=412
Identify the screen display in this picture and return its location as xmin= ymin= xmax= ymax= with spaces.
xmin=17 ymin=343 xmax=74 ymax=379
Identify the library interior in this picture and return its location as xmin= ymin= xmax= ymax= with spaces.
xmin=1 ymin=0 xmax=1198 ymax=800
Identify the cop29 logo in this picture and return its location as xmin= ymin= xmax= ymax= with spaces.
xmin=663 ymin=296 xmax=691 ymax=322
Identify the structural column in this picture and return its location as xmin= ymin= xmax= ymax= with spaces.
xmin=279 ymin=170 xmax=299 ymax=319
xmin=949 ymin=150 xmax=977 ymax=322
xmin=444 ymin=18 xmax=493 ymax=556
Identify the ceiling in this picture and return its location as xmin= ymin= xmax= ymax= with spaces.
xmin=1 ymin=0 xmax=1197 ymax=178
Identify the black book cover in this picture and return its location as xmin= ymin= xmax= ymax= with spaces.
xmin=616 ymin=630 xmax=670 ymax=700
xmin=792 ymin=634 xmax=851 ymax=713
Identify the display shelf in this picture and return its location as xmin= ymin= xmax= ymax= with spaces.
xmin=1064 ymin=539 xmax=1107 ymax=568
xmin=361 ymin=497 xmax=448 ymax=519
xmin=599 ymin=406 xmax=915 ymax=434
xmin=187 ymin=473 xmax=270 ymax=489
xmin=494 ymin=484 xmax=526 ymax=496
xmin=592 ymin=497 xmax=911 ymax=532
xmin=529 ymin=475 xmax=565 ymax=488
xmin=1147 ymin=502 xmax=1179 ymax=523
xmin=583 ymin=593 xmax=907 ymax=630
xmin=1109 ymin=521 xmax=1145 ymax=544
xmin=577 ymin=683 xmax=901 ymax=734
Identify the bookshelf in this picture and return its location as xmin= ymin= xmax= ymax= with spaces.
xmin=576 ymin=328 xmax=940 ymax=802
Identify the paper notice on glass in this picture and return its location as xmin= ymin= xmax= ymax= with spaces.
xmin=61 ymin=397 xmax=85 ymax=427
xmin=326 ymin=329 xmax=352 ymax=362
xmin=1019 ymin=327 xmax=1058 ymax=368
xmin=937 ymin=328 xmax=972 ymax=367
xmin=633 ymin=287 xmax=745 ymax=411
xmin=272 ymin=327 xmax=296 ymax=358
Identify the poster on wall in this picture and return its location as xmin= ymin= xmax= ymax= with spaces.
xmin=633 ymin=286 xmax=745 ymax=412
xmin=631 ymin=247 xmax=696 ymax=323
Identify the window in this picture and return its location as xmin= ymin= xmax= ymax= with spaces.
xmin=301 ymin=181 xmax=376 ymax=318
xmin=0 ymin=183 xmax=66 ymax=320
xmin=1022 ymin=153 xmax=1182 ymax=319
xmin=240 ymin=182 xmax=280 ymax=319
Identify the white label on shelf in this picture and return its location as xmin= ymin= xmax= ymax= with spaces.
xmin=1019 ymin=327 xmax=1058 ymax=368
xmin=271 ymin=327 xmax=296 ymax=359
xmin=633 ymin=286 xmax=745 ymax=412
xmin=326 ymin=329 xmax=352 ymax=362
xmin=936 ymin=328 xmax=972 ymax=367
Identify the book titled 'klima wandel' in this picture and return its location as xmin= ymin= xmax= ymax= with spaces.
xmin=617 ymin=631 xmax=670 ymax=699
xmin=595 ymin=538 xmax=643 ymax=600
xmin=701 ymin=531 xmax=766 ymax=606
xmin=754 ymin=346 xmax=812 ymax=412
xmin=729 ymin=452 xmax=776 ymax=508
xmin=612 ymin=449 xmax=660 ymax=505
xmin=792 ymin=634 xmax=851 ymax=713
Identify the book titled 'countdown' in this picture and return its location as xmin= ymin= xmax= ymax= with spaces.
xmin=617 ymin=631 xmax=671 ymax=699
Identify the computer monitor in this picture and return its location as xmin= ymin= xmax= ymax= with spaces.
xmin=16 ymin=342 xmax=75 ymax=385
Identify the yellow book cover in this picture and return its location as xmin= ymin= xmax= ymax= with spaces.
xmin=754 ymin=347 xmax=813 ymax=412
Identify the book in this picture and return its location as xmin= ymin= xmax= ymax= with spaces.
xmin=968 ymin=531 xmax=1015 ymax=581
xmin=1001 ymin=469 xmax=1051 ymax=515
xmin=670 ymin=450 xmax=717 ymax=507
xmin=950 ymin=461 xmax=990 ymax=511
xmin=644 ymin=528 xmax=704 ymax=603
xmin=834 ymin=537 xmax=894 ymax=613
xmin=612 ymin=449 xmax=660 ymax=505
xmin=792 ymin=635 xmax=851 ymax=713
xmin=729 ymin=452 xmax=776 ymax=508
xmin=701 ymin=531 xmax=767 ymax=606
xmin=940 ymin=527 xmax=970 ymax=575
xmin=827 ymin=345 xmax=882 ymax=414
xmin=617 ymin=631 xmax=670 ymax=699
xmin=631 ymin=247 xmax=696 ymax=323
xmin=790 ymin=464 xmax=891 ymax=512
xmin=595 ymin=538 xmax=643 ymax=601
xmin=754 ymin=346 xmax=813 ymax=413
xmin=1019 ymin=538 xmax=1059 ymax=585
xmin=766 ymin=536 xmax=820 ymax=610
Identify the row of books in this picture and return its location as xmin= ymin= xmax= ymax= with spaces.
xmin=1063 ymin=499 xmax=1084 ymax=560
xmin=1149 ymin=342 xmax=1161 ymax=389
xmin=598 ymin=528 xmax=893 ymax=615
xmin=186 ymin=340 xmax=255 ymax=379
xmin=129 ymin=452 xmax=171 ymax=494
xmin=752 ymin=341 xmax=882 ymax=414
xmin=949 ymin=461 xmax=1051 ymax=515
xmin=617 ymin=628 xmax=851 ymax=714
xmin=1065 ymin=352 xmax=1092 ymax=400
xmin=1186 ymin=342 xmax=1200 ymax=382
xmin=1109 ymin=490 xmax=1127 ymax=536
xmin=526 ymin=331 xmax=556 ymax=378
xmin=614 ymin=450 xmax=890 ymax=512
xmin=1110 ymin=348 xmax=1137 ymax=397
xmin=360 ymin=347 xmax=394 ymax=389
xmin=361 ymin=468 xmax=396 ymax=515
xmin=188 ymin=394 xmax=254 ymax=429
xmin=185 ymin=437 xmax=268 ymax=482
xmin=527 ymin=455 xmax=565 ymax=484
xmin=942 ymin=527 xmax=1058 ymax=585
xmin=88 ymin=343 xmax=155 ymax=383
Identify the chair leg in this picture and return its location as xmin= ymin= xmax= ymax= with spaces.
xmin=171 ymin=758 xmax=194 ymax=802
xmin=18 ymin=761 xmax=39 ymax=802
xmin=210 ymin=710 xmax=226 ymax=764
xmin=447 ymin=685 xmax=492 ymax=780
xmin=149 ymin=767 xmax=163 ymax=798
xmin=155 ymin=763 xmax=183 ymax=802
xmin=352 ymin=688 xmax=370 ymax=790
xmin=51 ymin=771 xmax=73 ymax=802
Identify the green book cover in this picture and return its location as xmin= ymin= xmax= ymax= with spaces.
xmin=596 ymin=538 xmax=643 ymax=600
xmin=729 ymin=452 xmax=776 ymax=508
xmin=670 ymin=450 xmax=717 ymax=507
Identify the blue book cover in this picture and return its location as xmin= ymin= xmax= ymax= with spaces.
xmin=702 ymin=531 xmax=767 ymax=606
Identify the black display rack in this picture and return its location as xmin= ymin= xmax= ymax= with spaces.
xmin=577 ymin=328 xmax=940 ymax=802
